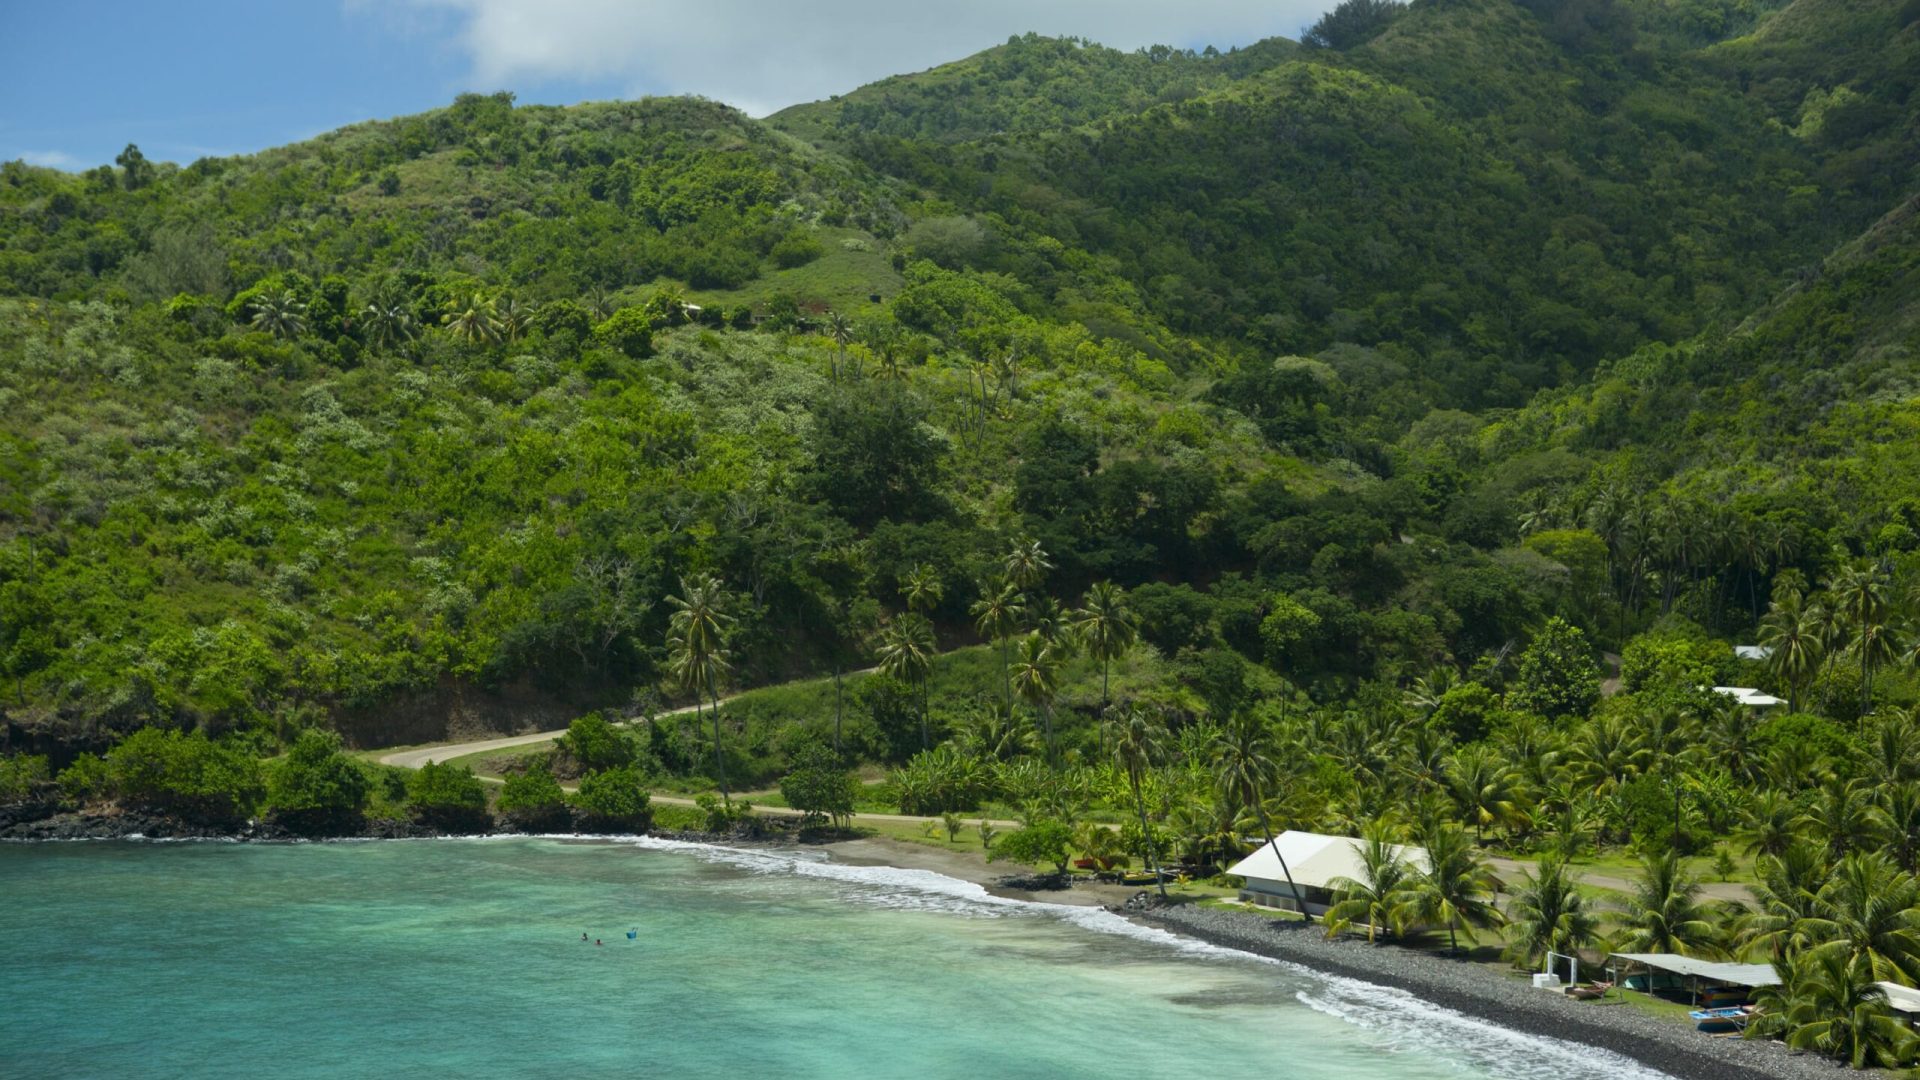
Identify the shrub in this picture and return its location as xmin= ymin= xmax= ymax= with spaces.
xmin=406 ymin=760 xmax=490 ymax=832
xmin=106 ymin=727 xmax=264 ymax=826
xmin=591 ymin=307 xmax=655 ymax=359
xmin=57 ymin=753 xmax=112 ymax=804
xmin=572 ymin=765 xmax=652 ymax=832
xmin=554 ymin=711 xmax=633 ymax=777
xmin=266 ymin=729 xmax=370 ymax=835
xmin=497 ymin=765 xmax=570 ymax=832
xmin=988 ymin=818 xmax=1072 ymax=874
xmin=0 ymin=754 xmax=50 ymax=802
xmin=770 ymin=231 xmax=824 ymax=269
xmin=779 ymin=742 xmax=856 ymax=826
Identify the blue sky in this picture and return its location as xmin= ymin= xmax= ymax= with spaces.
xmin=1 ymin=1 xmax=1336 ymax=170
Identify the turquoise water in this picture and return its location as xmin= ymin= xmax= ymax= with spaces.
xmin=1 ymin=838 xmax=1667 ymax=1079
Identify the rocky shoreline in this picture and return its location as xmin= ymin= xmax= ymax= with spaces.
xmin=1134 ymin=904 xmax=1849 ymax=1080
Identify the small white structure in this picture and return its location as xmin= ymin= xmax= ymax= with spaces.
xmin=1878 ymin=982 xmax=1920 ymax=1025
xmin=1733 ymin=645 xmax=1774 ymax=662
xmin=1711 ymin=686 xmax=1786 ymax=710
xmin=1226 ymin=830 xmax=1429 ymax=916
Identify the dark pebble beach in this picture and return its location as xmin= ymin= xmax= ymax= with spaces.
xmin=1136 ymin=904 xmax=1854 ymax=1080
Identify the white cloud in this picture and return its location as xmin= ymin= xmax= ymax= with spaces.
xmin=18 ymin=149 xmax=82 ymax=169
xmin=389 ymin=0 xmax=1334 ymax=117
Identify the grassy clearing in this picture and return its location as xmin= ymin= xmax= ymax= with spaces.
xmin=687 ymin=226 xmax=903 ymax=312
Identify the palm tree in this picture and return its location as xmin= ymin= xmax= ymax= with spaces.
xmin=1003 ymin=537 xmax=1052 ymax=593
xmin=901 ymin=563 xmax=944 ymax=615
xmin=1805 ymin=852 xmax=1920 ymax=985
xmin=1747 ymin=949 xmax=1918 ymax=1069
xmin=1445 ymin=745 xmax=1528 ymax=842
xmin=1874 ymin=781 xmax=1920 ymax=873
xmin=970 ymin=580 xmax=1025 ymax=715
xmin=1008 ymin=633 xmax=1060 ymax=762
xmin=1214 ymin=711 xmax=1309 ymax=923
xmin=1617 ymin=851 xmax=1718 ymax=956
xmin=1759 ymin=589 xmax=1821 ymax=712
xmin=248 ymin=289 xmax=306 ymax=339
xmin=1831 ymin=563 xmax=1892 ymax=713
xmin=1394 ymin=825 xmax=1504 ymax=953
xmin=667 ymin=573 xmax=734 ymax=804
xmin=1108 ymin=705 xmax=1168 ymax=898
xmin=1505 ymin=856 xmax=1600 ymax=969
xmin=876 ymin=613 xmax=937 ymax=751
xmin=1797 ymin=776 xmax=1878 ymax=862
xmin=1740 ymin=788 xmax=1802 ymax=860
xmin=1074 ymin=581 xmax=1135 ymax=720
xmin=1324 ymin=826 xmax=1413 ymax=941
xmin=1863 ymin=709 xmax=1920 ymax=786
xmin=442 ymin=291 xmax=503 ymax=345
xmin=1739 ymin=842 xmax=1830 ymax=961
xmin=496 ymin=296 xmax=529 ymax=342
xmin=361 ymin=301 xmax=416 ymax=352
xmin=825 ymin=310 xmax=854 ymax=383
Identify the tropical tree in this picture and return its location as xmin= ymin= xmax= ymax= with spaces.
xmin=1874 ymin=781 xmax=1920 ymax=873
xmin=1740 ymin=788 xmax=1802 ymax=860
xmin=1445 ymin=745 xmax=1528 ymax=842
xmin=667 ymin=573 xmax=734 ymax=804
xmin=1617 ymin=852 xmax=1719 ymax=956
xmin=1505 ymin=856 xmax=1600 ymax=969
xmin=1003 ymin=537 xmax=1052 ymax=593
xmin=1797 ymin=776 xmax=1879 ymax=862
xmin=1805 ymin=852 xmax=1920 ymax=985
xmin=1740 ymin=842 xmax=1831 ymax=961
xmin=1324 ymin=825 xmax=1414 ymax=941
xmin=825 ymin=310 xmax=855 ymax=382
xmin=248 ymin=289 xmax=306 ymax=339
xmin=496 ymin=296 xmax=530 ymax=342
xmin=1009 ymin=633 xmax=1060 ymax=762
xmin=1395 ymin=825 xmax=1504 ymax=953
xmin=971 ymin=580 xmax=1026 ymax=714
xmin=1830 ymin=563 xmax=1892 ymax=713
xmin=1108 ymin=705 xmax=1168 ymax=898
xmin=360 ymin=299 xmax=416 ymax=351
xmin=1074 ymin=581 xmax=1136 ymax=719
xmin=1215 ymin=710 xmax=1309 ymax=923
xmin=901 ymin=563 xmax=944 ymax=615
xmin=875 ymin=613 xmax=937 ymax=751
xmin=1747 ymin=949 xmax=1918 ymax=1069
xmin=1759 ymin=589 xmax=1821 ymax=712
xmin=442 ymin=291 xmax=503 ymax=345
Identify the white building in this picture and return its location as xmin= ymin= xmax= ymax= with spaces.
xmin=1711 ymin=686 xmax=1786 ymax=709
xmin=1226 ymin=830 xmax=1429 ymax=916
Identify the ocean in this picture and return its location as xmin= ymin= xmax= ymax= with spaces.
xmin=0 ymin=837 xmax=1668 ymax=1079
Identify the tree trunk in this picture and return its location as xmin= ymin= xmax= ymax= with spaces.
xmin=1253 ymin=797 xmax=1310 ymax=924
xmin=833 ymin=663 xmax=843 ymax=754
xmin=1000 ymin=636 xmax=1012 ymax=715
xmin=710 ymin=681 xmax=729 ymax=807
xmin=1131 ymin=772 xmax=1166 ymax=899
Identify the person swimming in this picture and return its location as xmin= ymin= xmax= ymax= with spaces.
xmin=581 ymin=933 xmax=588 ymax=942
xmin=626 ymin=929 xmax=637 ymax=940
xmin=595 ymin=939 xmax=603 ymax=946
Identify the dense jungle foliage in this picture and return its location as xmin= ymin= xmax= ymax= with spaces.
xmin=6 ymin=0 xmax=1920 ymax=1056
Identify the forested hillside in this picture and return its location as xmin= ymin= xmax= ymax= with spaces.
xmin=1 ymin=0 xmax=1917 ymax=769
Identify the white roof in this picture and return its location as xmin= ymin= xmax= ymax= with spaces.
xmin=1227 ymin=831 xmax=1428 ymax=890
xmin=1733 ymin=645 xmax=1773 ymax=661
xmin=1711 ymin=686 xmax=1786 ymax=708
xmin=1609 ymin=953 xmax=1780 ymax=986
xmin=1878 ymin=982 xmax=1920 ymax=1015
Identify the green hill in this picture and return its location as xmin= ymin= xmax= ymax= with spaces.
xmin=2 ymin=0 xmax=1919 ymax=763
